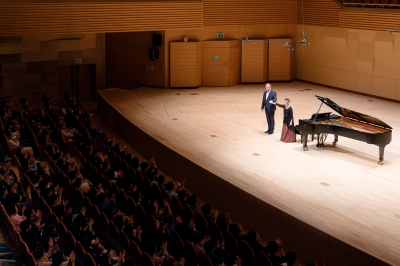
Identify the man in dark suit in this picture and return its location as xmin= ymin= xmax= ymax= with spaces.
xmin=261 ymin=83 xmax=277 ymax=134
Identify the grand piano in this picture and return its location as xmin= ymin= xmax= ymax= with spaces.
xmin=295 ymin=95 xmax=392 ymax=164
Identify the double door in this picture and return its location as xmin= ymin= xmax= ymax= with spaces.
xmin=202 ymin=40 xmax=239 ymax=87
xmin=58 ymin=64 xmax=96 ymax=102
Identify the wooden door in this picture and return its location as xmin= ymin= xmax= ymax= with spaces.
xmin=170 ymin=42 xmax=201 ymax=87
xmin=202 ymin=47 xmax=230 ymax=86
xmin=58 ymin=65 xmax=72 ymax=97
xmin=241 ymin=41 xmax=268 ymax=83
xmin=268 ymin=39 xmax=295 ymax=81
xmin=77 ymin=64 xmax=96 ymax=102
xmin=58 ymin=64 xmax=96 ymax=102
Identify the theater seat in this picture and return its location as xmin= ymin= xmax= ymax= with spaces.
xmin=84 ymin=252 xmax=97 ymax=266
xmin=238 ymin=240 xmax=255 ymax=266
xmin=208 ymin=221 xmax=223 ymax=243
xmin=222 ymin=230 xmax=238 ymax=254
xmin=184 ymin=240 xmax=198 ymax=266
xmin=168 ymin=231 xmax=184 ymax=261
xmin=198 ymin=252 xmax=213 ymax=266
xmin=255 ymin=251 xmax=272 ymax=266
xmin=142 ymin=251 xmax=156 ymax=266
xmin=129 ymin=240 xmax=143 ymax=266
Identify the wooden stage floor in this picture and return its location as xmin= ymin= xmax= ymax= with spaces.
xmin=98 ymin=81 xmax=400 ymax=264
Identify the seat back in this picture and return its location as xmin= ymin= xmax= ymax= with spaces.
xmin=183 ymin=240 xmax=198 ymax=266
xmin=142 ymin=251 xmax=156 ymax=266
xmin=198 ymin=252 xmax=213 ymax=266
xmin=255 ymin=251 xmax=272 ymax=266
xmin=75 ymin=241 xmax=86 ymax=265
xmin=194 ymin=212 xmax=209 ymax=237
xmin=167 ymin=231 xmax=184 ymax=261
xmin=238 ymin=240 xmax=256 ymax=266
xmin=171 ymin=196 xmax=183 ymax=216
xmin=222 ymin=230 xmax=238 ymax=254
xmin=208 ymin=221 xmax=223 ymax=243
xmin=129 ymin=240 xmax=143 ymax=266
xmin=84 ymin=252 xmax=97 ymax=266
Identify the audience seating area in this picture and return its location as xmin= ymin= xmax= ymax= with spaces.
xmin=0 ymin=96 xmax=323 ymax=266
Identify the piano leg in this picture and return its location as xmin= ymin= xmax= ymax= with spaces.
xmin=301 ymin=134 xmax=309 ymax=151
xmin=378 ymin=145 xmax=386 ymax=165
xmin=333 ymin=134 xmax=338 ymax=146
xmin=316 ymin=134 xmax=325 ymax=147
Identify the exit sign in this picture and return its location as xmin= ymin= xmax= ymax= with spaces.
xmin=75 ymin=58 xmax=82 ymax=64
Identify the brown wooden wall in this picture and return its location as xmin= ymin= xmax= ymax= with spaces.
xmin=203 ymin=0 xmax=298 ymax=26
xmin=0 ymin=34 xmax=104 ymax=103
xmin=0 ymin=1 xmax=203 ymax=36
xmin=2 ymin=1 xmax=400 ymax=37
xmin=106 ymin=31 xmax=167 ymax=89
xmin=297 ymin=0 xmax=339 ymax=28
xmin=297 ymin=0 xmax=400 ymax=31
xmin=339 ymin=8 xmax=400 ymax=31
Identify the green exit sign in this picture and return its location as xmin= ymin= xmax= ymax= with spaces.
xmin=75 ymin=58 xmax=82 ymax=64
xmin=217 ymin=32 xmax=224 ymax=39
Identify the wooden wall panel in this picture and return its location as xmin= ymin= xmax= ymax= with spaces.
xmin=170 ymin=53 xmax=201 ymax=87
xmin=0 ymin=33 xmax=104 ymax=103
xmin=0 ymin=1 xmax=202 ymax=36
xmin=58 ymin=65 xmax=72 ymax=96
xmin=203 ymin=0 xmax=297 ymax=26
xmin=183 ymin=161 xmax=206 ymax=200
xmin=202 ymin=46 xmax=230 ymax=86
xmin=268 ymin=39 xmax=295 ymax=81
xmin=204 ymin=171 xmax=228 ymax=213
xmin=255 ymin=199 xmax=289 ymax=246
xmin=340 ymin=8 xmax=400 ymax=31
xmin=0 ymin=63 xmax=26 ymax=77
xmin=202 ymin=40 xmax=239 ymax=87
xmin=105 ymin=31 xmax=167 ymax=89
xmin=299 ymin=2 xmax=400 ymax=61
xmin=296 ymin=25 xmax=400 ymax=101
xmin=297 ymin=0 xmax=339 ymax=27
xmin=241 ymin=41 xmax=268 ymax=83
xmin=227 ymin=185 xmax=256 ymax=230
xmin=288 ymin=217 xmax=330 ymax=263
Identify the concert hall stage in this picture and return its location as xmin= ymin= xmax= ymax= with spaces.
xmin=97 ymin=81 xmax=400 ymax=265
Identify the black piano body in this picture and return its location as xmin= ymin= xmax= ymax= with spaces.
xmin=295 ymin=96 xmax=392 ymax=164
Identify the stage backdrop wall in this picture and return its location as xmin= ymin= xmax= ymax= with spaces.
xmin=105 ymin=24 xmax=298 ymax=89
xmin=295 ymin=25 xmax=400 ymax=101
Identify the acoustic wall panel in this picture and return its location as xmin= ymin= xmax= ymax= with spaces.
xmin=297 ymin=0 xmax=339 ymax=27
xmin=340 ymin=9 xmax=400 ymax=31
xmin=324 ymin=68 xmax=349 ymax=90
xmin=241 ymin=41 xmax=268 ymax=83
xmin=203 ymin=0 xmax=297 ymax=26
xmin=356 ymin=74 xmax=373 ymax=95
xmin=268 ymin=38 xmax=295 ymax=81
xmin=0 ymin=33 xmax=103 ymax=103
xmin=0 ymin=1 xmax=203 ymax=36
xmin=371 ymin=76 xmax=397 ymax=99
xmin=355 ymin=42 xmax=374 ymax=75
xmin=202 ymin=40 xmax=239 ymax=87
xmin=170 ymin=42 xmax=201 ymax=87
xmin=374 ymin=32 xmax=396 ymax=79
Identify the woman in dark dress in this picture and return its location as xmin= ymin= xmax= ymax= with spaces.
xmin=269 ymin=98 xmax=296 ymax=142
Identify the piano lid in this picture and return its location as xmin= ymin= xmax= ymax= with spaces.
xmin=315 ymin=95 xmax=392 ymax=129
